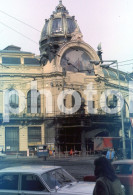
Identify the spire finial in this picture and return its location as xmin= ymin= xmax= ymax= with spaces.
xmin=55 ymin=0 xmax=68 ymax=14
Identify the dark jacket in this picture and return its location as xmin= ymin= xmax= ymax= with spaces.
xmin=93 ymin=177 xmax=124 ymax=195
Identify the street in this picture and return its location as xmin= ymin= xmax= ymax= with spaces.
xmin=0 ymin=155 xmax=96 ymax=180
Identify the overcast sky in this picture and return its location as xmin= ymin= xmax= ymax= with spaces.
xmin=0 ymin=0 xmax=133 ymax=72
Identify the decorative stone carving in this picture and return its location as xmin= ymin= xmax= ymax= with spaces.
xmin=40 ymin=44 xmax=60 ymax=66
xmin=71 ymin=28 xmax=83 ymax=41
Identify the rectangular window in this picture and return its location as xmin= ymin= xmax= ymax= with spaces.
xmin=88 ymin=101 xmax=95 ymax=112
xmin=2 ymin=57 xmax=20 ymax=65
xmin=67 ymin=18 xmax=76 ymax=33
xmin=21 ymin=174 xmax=46 ymax=191
xmin=28 ymin=127 xmax=41 ymax=142
xmin=52 ymin=18 xmax=62 ymax=33
xmin=24 ymin=58 xmax=40 ymax=66
xmin=114 ymin=164 xmax=133 ymax=175
xmin=0 ymin=173 xmax=18 ymax=190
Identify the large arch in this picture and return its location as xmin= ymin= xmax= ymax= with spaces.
xmin=55 ymin=40 xmax=100 ymax=72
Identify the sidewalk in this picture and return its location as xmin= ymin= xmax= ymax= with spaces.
xmin=4 ymin=154 xmax=98 ymax=161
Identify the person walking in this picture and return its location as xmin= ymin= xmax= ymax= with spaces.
xmin=93 ymin=156 xmax=124 ymax=195
xmin=106 ymin=148 xmax=115 ymax=162
xmin=69 ymin=148 xmax=73 ymax=156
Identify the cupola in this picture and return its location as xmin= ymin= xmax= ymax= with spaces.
xmin=39 ymin=0 xmax=81 ymax=65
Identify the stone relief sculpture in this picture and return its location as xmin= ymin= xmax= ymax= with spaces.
xmin=71 ymin=28 xmax=83 ymax=41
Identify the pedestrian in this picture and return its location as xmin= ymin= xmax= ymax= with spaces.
xmin=106 ymin=148 xmax=115 ymax=162
xmin=93 ymin=156 xmax=123 ymax=195
xmin=69 ymin=148 xmax=73 ymax=156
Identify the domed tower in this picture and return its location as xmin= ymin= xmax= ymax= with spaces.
xmin=39 ymin=0 xmax=82 ymax=65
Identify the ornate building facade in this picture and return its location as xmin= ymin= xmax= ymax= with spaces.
xmin=0 ymin=1 xmax=132 ymax=154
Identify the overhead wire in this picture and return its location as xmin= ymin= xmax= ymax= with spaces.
xmin=1 ymin=10 xmax=133 ymax=69
xmin=111 ymin=62 xmax=133 ymax=67
xmin=0 ymin=9 xmax=41 ymax=32
xmin=0 ymin=21 xmax=38 ymax=45
xmin=1 ymin=9 xmax=133 ymax=69
xmin=118 ymin=59 xmax=133 ymax=64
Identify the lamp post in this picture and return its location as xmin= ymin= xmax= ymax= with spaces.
xmin=115 ymin=60 xmax=126 ymax=159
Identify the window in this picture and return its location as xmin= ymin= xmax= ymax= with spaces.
xmin=52 ymin=18 xmax=62 ymax=33
xmin=27 ymin=90 xmax=41 ymax=113
xmin=106 ymin=95 xmax=117 ymax=109
xmin=63 ymin=98 xmax=66 ymax=107
xmin=28 ymin=127 xmax=41 ymax=143
xmin=114 ymin=164 xmax=133 ymax=175
xmin=88 ymin=101 xmax=95 ymax=113
xmin=67 ymin=18 xmax=76 ymax=33
xmin=4 ymin=89 xmax=19 ymax=110
xmin=24 ymin=58 xmax=40 ymax=66
xmin=2 ymin=57 xmax=21 ymax=65
xmin=42 ymin=168 xmax=76 ymax=190
xmin=5 ymin=127 xmax=19 ymax=152
xmin=9 ymin=89 xmax=19 ymax=109
xmin=72 ymin=91 xmax=82 ymax=109
xmin=21 ymin=174 xmax=47 ymax=191
xmin=0 ymin=173 xmax=18 ymax=190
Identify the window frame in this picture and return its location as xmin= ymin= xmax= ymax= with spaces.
xmin=51 ymin=18 xmax=63 ymax=34
xmin=28 ymin=126 xmax=41 ymax=143
xmin=6 ymin=88 xmax=19 ymax=110
xmin=20 ymin=173 xmax=49 ymax=192
xmin=67 ymin=18 xmax=76 ymax=34
xmin=0 ymin=172 xmax=20 ymax=191
xmin=114 ymin=164 xmax=133 ymax=175
xmin=27 ymin=90 xmax=41 ymax=113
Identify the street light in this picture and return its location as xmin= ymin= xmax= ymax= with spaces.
xmin=115 ymin=60 xmax=126 ymax=159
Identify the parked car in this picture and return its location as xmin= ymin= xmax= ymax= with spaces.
xmin=0 ymin=165 xmax=95 ymax=195
xmin=112 ymin=160 xmax=133 ymax=195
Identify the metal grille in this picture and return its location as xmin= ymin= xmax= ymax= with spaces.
xmin=5 ymin=127 xmax=19 ymax=152
xmin=28 ymin=127 xmax=41 ymax=142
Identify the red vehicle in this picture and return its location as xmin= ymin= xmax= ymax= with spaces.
xmin=112 ymin=160 xmax=133 ymax=195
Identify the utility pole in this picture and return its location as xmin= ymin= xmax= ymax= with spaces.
xmin=116 ymin=60 xmax=126 ymax=159
xmin=130 ymin=125 xmax=133 ymax=159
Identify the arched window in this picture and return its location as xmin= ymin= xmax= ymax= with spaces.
xmin=106 ymin=95 xmax=117 ymax=109
xmin=27 ymin=90 xmax=41 ymax=113
xmin=72 ymin=91 xmax=85 ymax=114
xmin=9 ymin=89 xmax=19 ymax=109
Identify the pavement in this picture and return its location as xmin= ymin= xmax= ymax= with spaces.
xmin=2 ymin=154 xmax=98 ymax=161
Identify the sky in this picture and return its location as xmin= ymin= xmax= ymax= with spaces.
xmin=0 ymin=0 xmax=133 ymax=72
